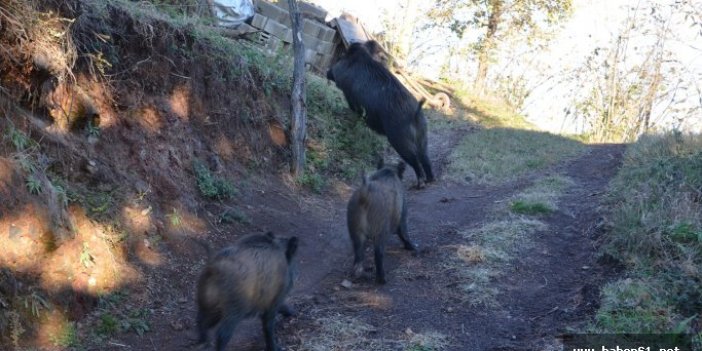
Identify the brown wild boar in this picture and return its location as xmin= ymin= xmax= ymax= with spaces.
xmin=195 ymin=232 xmax=298 ymax=351
xmin=347 ymin=160 xmax=418 ymax=284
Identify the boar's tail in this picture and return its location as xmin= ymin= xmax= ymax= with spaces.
xmin=286 ymin=237 xmax=299 ymax=261
xmin=357 ymin=174 xmax=372 ymax=208
xmin=414 ymin=98 xmax=426 ymax=123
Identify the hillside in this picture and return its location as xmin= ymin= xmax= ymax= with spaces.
xmin=0 ymin=0 xmax=383 ymax=348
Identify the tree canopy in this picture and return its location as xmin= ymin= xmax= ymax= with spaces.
xmin=429 ymin=0 xmax=573 ymax=92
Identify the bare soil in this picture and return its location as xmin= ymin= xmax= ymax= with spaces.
xmin=101 ymin=122 xmax=625 ymax=351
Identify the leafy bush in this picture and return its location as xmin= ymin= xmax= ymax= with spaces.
xmin=193 ymin=160 xmax=237 ymax=200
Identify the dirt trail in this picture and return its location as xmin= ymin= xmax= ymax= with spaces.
xmin=110 ymin=124 xmax=624 ymax=351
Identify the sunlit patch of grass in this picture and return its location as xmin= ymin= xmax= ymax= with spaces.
xmin=447 ymin=129 xmax=585 ymax=184
xmin=452 ymin=89 xmax=535 ymax=130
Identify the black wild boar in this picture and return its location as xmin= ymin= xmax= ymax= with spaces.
xmin=195 ymin=232 xmax=298 ymax=351
xmin=347 ymin=160 xmax=417 ymax=284
xmin=327 ymin=41 xmax=434 ymax=188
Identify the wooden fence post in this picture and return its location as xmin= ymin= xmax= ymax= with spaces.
xmin=287 ymin=0 xmax=307 ymax=178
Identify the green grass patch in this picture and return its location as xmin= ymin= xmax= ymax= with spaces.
xmin=508 ymin=175 xmax=574 ymax=215
xmin=50 ymin=322 xmax=79 ymax=348
xmin=592 ymin=278 xmax=677 ymax=333
xmin=448 ymin=129 xmax=585 ymax=184
xmin=452 ymin=88 xmax=534 ymax=129
xmin=96 ymin=313 xmax=120 ymax=337
xmin=592 ymin=132 xmax=702 ymax=336
xmin=193 ymin=160 xmax=237 ymax=200
xmin=297 ymin=172 xmax=326 ymax=194
xmin=510 ymin=200 xmax=551 ymax=215
xmin=67 ymin=185 xmax=121 ymax=220
xmin=92 ymin=292 xmax=151 ymax=339
xmin=4 ymin=125 xmax=37 ymax=151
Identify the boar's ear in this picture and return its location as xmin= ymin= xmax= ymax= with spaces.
xmin=396 ymin=162 xmax=406 ymax=179
xmin=286 ymin=237 xmax=299 ymax=261
xmin=361 ymin=172 xmax=371 ymax=186
xmin=375 ymin=156 xmax=385 ymax=170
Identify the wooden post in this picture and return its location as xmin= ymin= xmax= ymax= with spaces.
xmin=288 ymin=0 xmax=307 ymax=177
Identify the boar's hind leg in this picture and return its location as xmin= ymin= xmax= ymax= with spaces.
xmin=374 ymin=239 xmax=387 ymax=284
xmin=351 ymin=230 xmax=366 ymax=278
xmin=397 ymin=204 xmax=417 ymax=251
xmin=420 ymin=150 xmax=434 ymax=183
xmin=195 ymin=309 xmax=219 ymax=345
xmin=214 ymin=314 xmax=241 ymax=351
xmin=261 ymin=309 xmax=280 ymax=351
xmin=387 ymin=134 xmax=426 ymax=187
xmin=278 ymin=303 xmax=295 ymax=317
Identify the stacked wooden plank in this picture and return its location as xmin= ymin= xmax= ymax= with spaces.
xmin=248 ymin=0 xmax=338 ymax=71
xmin=331 ymin=13 xmax=453 ymax=110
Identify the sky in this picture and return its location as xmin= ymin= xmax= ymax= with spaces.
xmin=308 ymin=0 xmax=702 ymax=134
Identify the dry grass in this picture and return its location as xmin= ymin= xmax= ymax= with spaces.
xmin=405 ymin=329 xmax=450 ymax=351
xmin=456 ymin=245 xmax=486 ymax=263
xmin=441 ymin=174 xmax=573 ymax=306
xmin=441 ymin=218 xmax=547 ymax=306
xmin=297 ymin=315 xmax=449 ymax=351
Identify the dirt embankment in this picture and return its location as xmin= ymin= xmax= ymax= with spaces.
xmin=0 ymin=0 xmax=306 ymax=348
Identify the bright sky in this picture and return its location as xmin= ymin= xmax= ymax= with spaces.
xmin=309 ymin=0 xmax=702 ymax=133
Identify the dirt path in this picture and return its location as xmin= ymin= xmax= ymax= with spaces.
xmin=273 ymin=135 xmax=625 ymax=350
xmin=109 ymin=124 xmax=625 ymax=351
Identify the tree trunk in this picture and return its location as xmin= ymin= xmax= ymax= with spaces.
xmin=474 ymin=0 xmax=502 ymax=94
xmin=288 ymin=0 xmax=307 ymax=177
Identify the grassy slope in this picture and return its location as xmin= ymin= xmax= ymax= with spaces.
xmin=442 ymin=90 xmax=586 ymax=185
xmin=592 ymin=133 xmax=702 ymax=341
xmin=0 ymin=0 xmax=382 ymax=348
xmin=93 ymin=0 xmax=385 ymax=190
